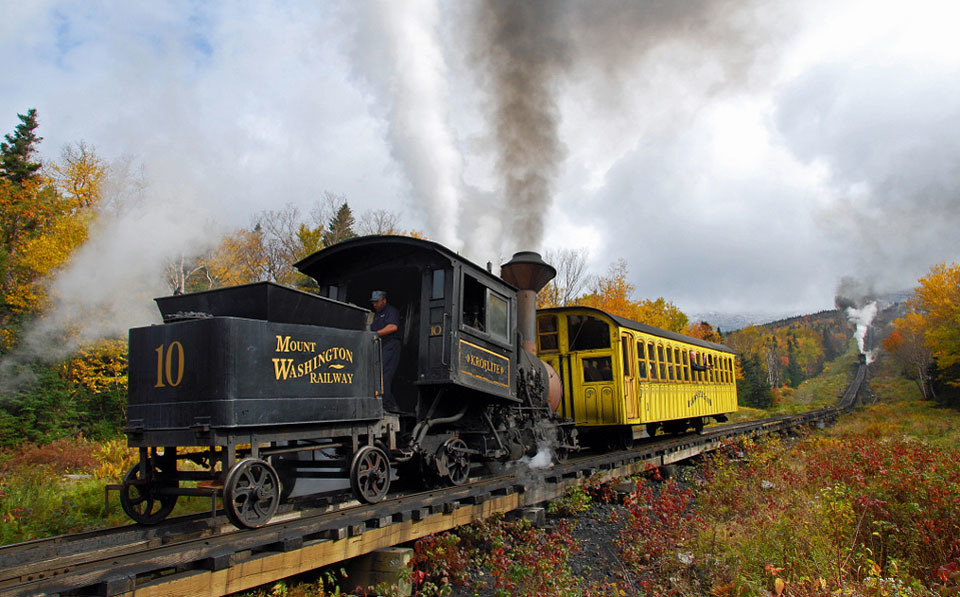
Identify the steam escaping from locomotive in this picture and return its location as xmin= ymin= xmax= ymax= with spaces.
xmin=352 ymin=0 xmax=464 ymax=250
xmin=835 ymin=276 xmax=879 ymax=362
xmin=846 ymin=301 xmax=878 ymax=360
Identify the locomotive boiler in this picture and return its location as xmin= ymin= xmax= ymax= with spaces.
xmin=119 ymin=236 xmax=576 ymax=529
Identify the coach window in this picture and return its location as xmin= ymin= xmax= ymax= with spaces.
xmin=583 ymin=356 xmax=613 ymax=382
xmin=637 ymin=341 xmax=647 ymax=378
xmin=567 ymin=315 xmax=610 ymax=351
xmin=666 ymin=345 xmax=675 ymax=380
xmin=648 ymin=342 xmax=658 ymax=380
xmin=621 ymin=338 xmax=633 ymax=377
xmin=681 ymin=349 xmax=690 ymax=381
xmin=538 ymin=315 xmax=559 ymax=352
xmin=657 ymin=345 xmax=667 ymax=379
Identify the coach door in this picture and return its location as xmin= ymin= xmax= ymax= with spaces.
xmin=621 ymin=333 xmax=638 ymax=420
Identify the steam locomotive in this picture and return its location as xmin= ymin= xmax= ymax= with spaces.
xmin=120 ymin=236 xmax=576 ymax=529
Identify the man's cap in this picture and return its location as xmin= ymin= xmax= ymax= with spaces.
xmin=369 ymin=290 xmax=387 ymax=302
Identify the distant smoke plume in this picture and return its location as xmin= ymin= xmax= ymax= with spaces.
xmin=351 ymin=0 xmax=463 ymax=250
xmin=835 ymin=275 xmax=879 ymax=357
xmin=834 ymin=275 xmax=877 ymax=311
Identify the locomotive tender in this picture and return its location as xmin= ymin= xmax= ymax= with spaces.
xmin=121 ymin=236 xmax=574 ymax=528
xmin=120 ymin=236 xmax=737 ymax=529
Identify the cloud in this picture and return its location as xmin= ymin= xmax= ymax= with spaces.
xmin=2 ymin=0 xmax=959 ymax=326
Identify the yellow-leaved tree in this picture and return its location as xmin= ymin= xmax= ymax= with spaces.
xmin=2 ymin=143 xmax=105 ymax=314
xmin=908 ymin=262 xmax=960 ymax=371
xmin=576 ymin=260 xmax=689 ymax=333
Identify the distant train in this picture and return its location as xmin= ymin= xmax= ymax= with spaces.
xmin=118 ymin=236 xmax=737 ymax=529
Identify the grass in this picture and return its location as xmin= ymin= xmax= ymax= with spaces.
xmin=0 ymin=436 xmax=211 ymax=545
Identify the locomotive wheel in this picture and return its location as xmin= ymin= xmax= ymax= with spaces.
xmin=119 ymin=463 xmax=179 ymax=525
xmin=437 ymin=438 xmax=471 ymax=485
xmin=223 ymin=458 xmax=280 ymax=529
xmin=349 ymin=446 xmax=391 ymax=504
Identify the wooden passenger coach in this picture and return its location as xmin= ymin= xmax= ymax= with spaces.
xmin=536 ymin=307 xmax=737 ymax=445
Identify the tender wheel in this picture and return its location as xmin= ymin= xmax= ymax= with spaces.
xmin=437 ymin=438 xmax=471 ymax=486
xmin=271 ymin=443 xmax=299 ymax=501
xmin=120 ymin=462 xmax=178 ymax=525
xmin=350 ymin=445 xmax=391 ymax=504
xmin=223 ymin=458 xmax=280 ymax=529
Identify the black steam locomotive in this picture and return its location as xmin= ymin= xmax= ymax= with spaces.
xmin=120 ymin=236 xmax=576 ymax=528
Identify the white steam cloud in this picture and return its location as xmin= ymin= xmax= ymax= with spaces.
xmin=0 ymin=180 xmax=218 ymax=389
xmin=351 ymin=0 xmax=463 ymax=250
xmin=845 ymin=301 xmax=878 ymax=356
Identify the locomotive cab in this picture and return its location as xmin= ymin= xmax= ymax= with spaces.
xmin=295 ymin=236 xmax=523 ymax=412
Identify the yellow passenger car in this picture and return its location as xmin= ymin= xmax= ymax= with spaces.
xmin=536 ymin=307 xmax=737 ymax=446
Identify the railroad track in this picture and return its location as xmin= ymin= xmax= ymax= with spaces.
xmin=0 ymin=363 xmax=866 ymax=597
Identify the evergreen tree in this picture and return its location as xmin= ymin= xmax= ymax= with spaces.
xmin=738 ymin=354 xmax=773 ymax=408
xmin=1 ymin=109 xmax=43 ymax=184
xmin=322 ymin=202 xmax=356 ymax=247
xmin=786 ymin=352 xmax=804 ymax=388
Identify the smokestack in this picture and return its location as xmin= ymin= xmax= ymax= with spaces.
xmin=500 ymin=251 xmax=556 ymax=354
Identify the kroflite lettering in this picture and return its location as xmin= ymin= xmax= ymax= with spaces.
xmin=464 ymin=353 xmax=505 ymax=375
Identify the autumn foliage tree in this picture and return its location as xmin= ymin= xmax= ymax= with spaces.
xmin=882 ymin=310 xmax=933 ymax=400
xmin=0 ymin=112 xmax=131 ymax=443
xmin=887 ymin=262 xmax=960 ymax=405
xmin=576 ymin=260 xmax=689 ymax=333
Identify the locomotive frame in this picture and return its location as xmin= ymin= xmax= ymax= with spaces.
xmin=117 ymin=237 xmax=575 ymax=529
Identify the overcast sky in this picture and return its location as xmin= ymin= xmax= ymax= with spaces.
xmin=3 ymin=0 xmax=960 ymax=328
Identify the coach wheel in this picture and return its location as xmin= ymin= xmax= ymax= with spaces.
xmin=120 ymin=462 xmax=179 ymax=525
xmin=693 ymin=418 xmax=705 ymax=436
xmin=224 ymin=458 xmax=280 ymax=529
xmin=437 ymin=438 xmax=471 ymax=486
xmin=350 ymin=446 xmax=391 ymax=504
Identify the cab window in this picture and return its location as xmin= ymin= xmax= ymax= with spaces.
xmin=462 ymin=274 xmax=509 ymax=341
xmin=487 ymin=292 xmax=508 ymax=339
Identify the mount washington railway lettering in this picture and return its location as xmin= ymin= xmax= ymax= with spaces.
xmin=272 ymin=336 xmax=355 ymax=383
